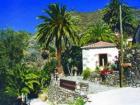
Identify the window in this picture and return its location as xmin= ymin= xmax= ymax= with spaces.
xmin=99 ymin=54 xmax=108 ymax=66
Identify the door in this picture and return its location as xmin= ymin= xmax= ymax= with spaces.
xmin=99 ymin=54 xmax=108 ymax=66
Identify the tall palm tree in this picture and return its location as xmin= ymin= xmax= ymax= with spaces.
xmin=103 ymin=0 xmax=135 ymax=36
xmin=36 ymin=4 xmax=78 ymax=74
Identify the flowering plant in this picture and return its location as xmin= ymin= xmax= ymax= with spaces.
xmin=100 ymin=69 xmax=113 ymax=75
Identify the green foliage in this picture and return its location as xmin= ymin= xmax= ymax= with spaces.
xmin=43 ymin=58 xmax=57 ymax=73
xmin=73 ymin=9 xmax=140 ymax=35
xmin=95 ymin=66 xmax=100 ymax=72
xmin=4 ymin=63 xmax=51 ymax=100
xmin=80 ymin=21 xmax=115 ymax=45
xmin=0 ymin=63 xmax=51 ymax=104
xmin=40 ymin=69 xmax=51 ymax=87
xmin=69 ymin=97 xmax=85 ymax=105
xmin=36 ymin=3 xmax=79 ymax=73
xmin=5 ymin=64 xmax=40 ymax=96
xmin=103 ymin=0 xmax=135 ymax=35
xmin=73 ymin=10 xmax=103 ymax=32
xmin=82 ymin=68 xmax=91 ymax=80
xmin=36 ymin=3 xmax=79 ymax=48
xmin=0 ymin=29 xmax=52 ymax=102
xmin=0 ymin=29 xmax=30 ymax=68
xmin=61 ymin=46 xmax=82 ymax=75
xmin=0 ymin=29 xmax=32 ymax=104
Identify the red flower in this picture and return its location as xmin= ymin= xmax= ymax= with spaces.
xmin=100 ymin=69 xmax=112 ymax=75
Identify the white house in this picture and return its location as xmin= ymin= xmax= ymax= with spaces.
xmin=82 ymin=41 xmax=119 ymax=71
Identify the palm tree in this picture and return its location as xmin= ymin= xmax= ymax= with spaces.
xmin=80 ymin=21 xmax=115 ymax=45
xmin=36 ymin=4 xmax=78 ymax=74
xmin=103 ymin=0 xmax=135 ymax=35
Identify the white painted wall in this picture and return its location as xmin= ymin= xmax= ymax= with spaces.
xmin=82 ymin=47 xmax=119 ymax=71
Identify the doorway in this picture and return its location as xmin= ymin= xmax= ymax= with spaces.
xmin=99 ymin=54 xmax=108 ymax=66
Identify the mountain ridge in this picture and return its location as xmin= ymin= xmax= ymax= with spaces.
xmin=72 ymin=9 xmax=140 ymax=31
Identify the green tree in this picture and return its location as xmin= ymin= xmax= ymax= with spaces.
xmin=103 ymin=0 xmax=135 ymax=35
xmin=0 ymin=29 xmax=30 ymax=90
xmin=80 ymin=21 xmax=115 ymax=45
xmin=0 ymin=29 xmax=30 ymax=68
xmin=61 ymin=46 xmax=82 ymax=75
xmin=0 ymin=29 xmax=31 ymax=105
xmin=36 ymin=3 xmax=79 ymax=74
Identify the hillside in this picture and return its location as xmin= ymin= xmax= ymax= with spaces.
xmin=73 ymin=10 xmax=103 ymax=30
xmin=73 ymin=9 xmax=140 ymax=32
xmin=72 ymin=10 xmax=103 ymax=31
xmin=134 ymin=9 xmax=140 ymax=20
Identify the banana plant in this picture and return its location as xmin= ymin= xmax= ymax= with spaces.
xmin=5 ymin=64 xmax=40 ymax=96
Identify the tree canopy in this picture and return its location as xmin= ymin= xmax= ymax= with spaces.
xmin=80 ymin=21 xmax=115 ymax=45
xmin=103 ymin=0 xmax=135 ymax=36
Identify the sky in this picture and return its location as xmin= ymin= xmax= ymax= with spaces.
xmin=0 ymin=0 xmax=140 ymax=33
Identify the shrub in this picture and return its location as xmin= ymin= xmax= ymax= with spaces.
xmin=95 ymin=66 xmax=100 ymax=72
xmin=82 ymin=68 xmax=91 ymax=80
xmin=69 ymin=97 xmax=85 ymax=105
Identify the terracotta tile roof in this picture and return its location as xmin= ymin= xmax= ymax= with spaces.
xmin=81 ymin=41 xmax=116 ymax=49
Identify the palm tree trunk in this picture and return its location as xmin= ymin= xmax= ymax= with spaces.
xmin=56 ymin=48 xmax=64 ymax=74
